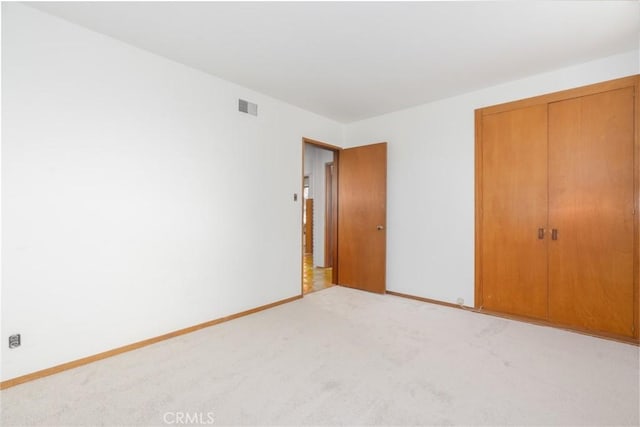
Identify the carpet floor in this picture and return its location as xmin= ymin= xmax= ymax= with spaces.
xmin=1 ymin=286 xmax=638 ymax=426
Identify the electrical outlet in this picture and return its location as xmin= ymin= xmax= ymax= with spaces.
xmin=9 ymin=334 xmax=21 ymax=349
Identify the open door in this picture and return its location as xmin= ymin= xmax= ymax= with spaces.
xmin=337 ymin=142 xmax=387 ymax=293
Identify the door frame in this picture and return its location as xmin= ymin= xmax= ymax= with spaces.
xmin=324 ymin=161 xmax=337 ymax=269
xmin=302 ymin=137 xmax=341 ymax=295
xmin=474 ymin=74 xmax=640 ymax=342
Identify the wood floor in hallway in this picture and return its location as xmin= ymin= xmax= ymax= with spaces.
xmin=302 ymin=254 xmax=333 ymax=294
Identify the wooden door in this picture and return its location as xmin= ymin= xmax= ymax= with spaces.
xmin=548 ymin=87 xmax=635 ymax=337
xmin=337 ymin=142 xmax=387 ymax=293
xmin=481 ymin=104 xmax=549 ymax=319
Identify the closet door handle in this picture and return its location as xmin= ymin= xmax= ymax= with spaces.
xmin=538 ymin=228 xmax=545 ymax=239
xmin=551 ymin=229 xmax=558 ymax=240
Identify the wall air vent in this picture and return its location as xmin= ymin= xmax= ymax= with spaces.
xmin=238 ymin=99 xmax=258 ymax=116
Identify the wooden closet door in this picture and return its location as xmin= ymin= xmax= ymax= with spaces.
xmin=548 ymin=87 xmax=635 ymax=337
xmin=481 ymin=104 xmax=549 ymax=319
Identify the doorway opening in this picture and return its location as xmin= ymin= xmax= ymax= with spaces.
xmin=302 ymin=140 xmax=339 ymax=294
xmin=302 ymin=138 xmax=387 ymax=295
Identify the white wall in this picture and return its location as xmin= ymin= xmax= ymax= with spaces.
xmin=1 ymin=3 xmax=342 ymax=381
xmin=345 ymin=50 xmax=639 ymax=307
xmin=2 ymin=2 xmax=638 ymax=384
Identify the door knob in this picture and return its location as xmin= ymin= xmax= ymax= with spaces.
xmin=538 ymin=228 xmax=545 ymax=239
xmin=551 ymin=229 xmax=558 ymax=240
xmin=376 ymin=225 xmax=384 ymax=231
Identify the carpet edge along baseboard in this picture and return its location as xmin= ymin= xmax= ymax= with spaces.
xmin=0 ymin=294 xmax=302 ymax=390
xmin=387 ymin=290 xmax=639 ymax=346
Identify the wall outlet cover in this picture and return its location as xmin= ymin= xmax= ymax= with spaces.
xmin=9 ymin=334 xmax=21 ymax=349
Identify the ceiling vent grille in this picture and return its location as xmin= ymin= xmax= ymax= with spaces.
xmin=238 ymin=99 xmax=258 ymax=116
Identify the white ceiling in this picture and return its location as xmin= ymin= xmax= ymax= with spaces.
xmin=28 ymin=1 xmax=640 ymax=123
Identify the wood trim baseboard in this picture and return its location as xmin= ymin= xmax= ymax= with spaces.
xmin=474 ymin=308 xmax=640 ymax=346
xmin=0 ymin=295 xmax=302 ymax=390
xmin=387 ymin=290 xmax=639 ymax=346
xmin=386 ymin=290 xmax=472 ymax=310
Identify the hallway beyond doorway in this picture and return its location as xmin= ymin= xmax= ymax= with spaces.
xmin=303 ymin=254 xmax=333 ymax=294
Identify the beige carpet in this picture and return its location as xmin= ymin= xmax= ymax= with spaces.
xmin=1 ymin=286 xmax=638 ymax=426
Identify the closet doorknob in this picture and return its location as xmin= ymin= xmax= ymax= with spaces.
xmin=551 ymin=229 xmax=558 ymax=240
xmin=538 ymin=228 xmax=545 ymax=239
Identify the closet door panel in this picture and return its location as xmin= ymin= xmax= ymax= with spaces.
xmin=548 ymin=87 xmax=635 ymax=336
xmin=481 ymin=105 xmax=548 ymax=319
